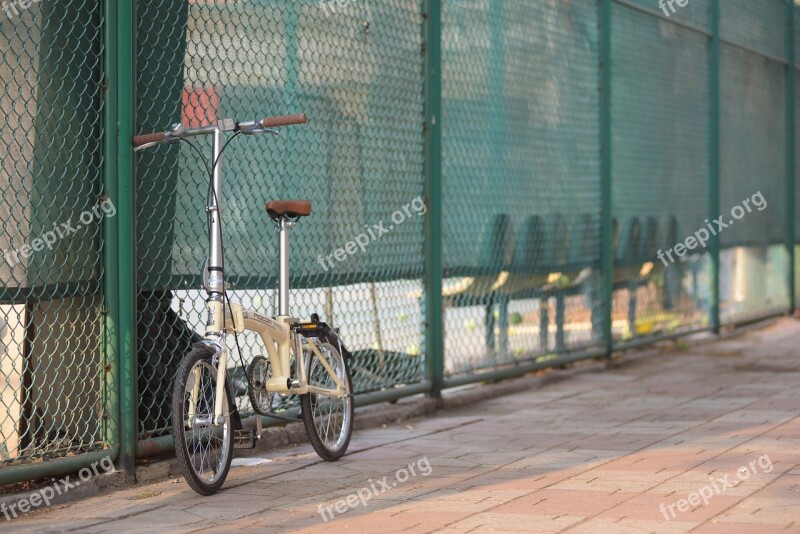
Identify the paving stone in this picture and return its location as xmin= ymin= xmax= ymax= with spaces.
xmin=492 ymin=489 xmax=636 ymax=517
xmin=567 ymin=516 xmax=699 ymax=534
xmin=443 ymin=511 xmax=585 ymax=532
xmin=690 ymin=521 xmax=795 ymax=534
xmin=6 ymin=318 xmax=800 ymax=533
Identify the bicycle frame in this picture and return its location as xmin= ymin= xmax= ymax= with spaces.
xmin=137 ymin=113 xmax=353 ymax=494
xmin=194 ymin=128 xmax=344 ymax=426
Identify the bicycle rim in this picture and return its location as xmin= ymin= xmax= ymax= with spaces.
xmin=305 ymin=342 xmax=352 ymax=453
xmin=177 ymin=357 xmax=232 ymax=488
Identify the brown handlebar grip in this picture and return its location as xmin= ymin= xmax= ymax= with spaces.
xmin=261 ymin=113 xmax=307 ymax=128
xmin=132 ymin=131 xmax=167 ymax=147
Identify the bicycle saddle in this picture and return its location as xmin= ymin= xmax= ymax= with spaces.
xmin=265 ymin=200 xmax=312 ymax=220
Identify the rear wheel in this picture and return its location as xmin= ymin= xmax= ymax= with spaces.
xmin=301 ymin=339 xmax=353 ymax=461
xmin=172 ymin=347 xmax=233 ymax=495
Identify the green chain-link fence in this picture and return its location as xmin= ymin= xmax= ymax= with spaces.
xmin=1 ymin=0 xmax=798 ymax=485
xmin=1 ymin=0 xmax=110 ymax=475
xmin=611 ymin=2 xmax=710 ymax=341
xmin=719 ymin=0 xmax=791 ymax=324
xmin=441 ymin=0 xmax=603 ymax=376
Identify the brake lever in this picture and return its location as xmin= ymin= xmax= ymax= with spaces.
xmin=133 ymin=123 xmax=185 ymax=152
xmin=242 ymin=127 xmax=280 ymax=136
xmin=133 ymin=138 xmax=180 ymax=152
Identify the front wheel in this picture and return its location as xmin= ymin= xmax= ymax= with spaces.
xmin=172 ymin=347 xmax=234 ymax=495
xmin=301 ymin=339 xmax=354 ymax=461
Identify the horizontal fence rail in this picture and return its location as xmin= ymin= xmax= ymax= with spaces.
xmin=0 ymin=0 xmax=797 ymax=485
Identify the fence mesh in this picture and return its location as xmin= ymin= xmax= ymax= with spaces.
xmin=441 ymin=0 xmax=603 ymax=377
xmin=623 ymin=0 xmax=709 ymax=28
xmin=719 ymin=0 xmax=789 ymax=324
xmin=721 ymin=0 xmax=786 ymax=60
xmin=611 ymin=2 xmax=711 ymax=342
xmin=0 ymin=1 xmax=106 ymax=465
xmin=0 ymin=0 xmax=798 ymax=477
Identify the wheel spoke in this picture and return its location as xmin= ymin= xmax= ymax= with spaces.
xmin=179 ymin=359 xmax=229 ymax=486
xmin=306 ymin=342 xmax=351 ymax=453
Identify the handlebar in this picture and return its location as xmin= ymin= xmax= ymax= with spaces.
xmin=132 ymin=131 xmax=168 ymax=148
xmin=132 ymin=112 xmax=308 ymax=149
xmin=261 ymin=113 xmax=307 ymax=128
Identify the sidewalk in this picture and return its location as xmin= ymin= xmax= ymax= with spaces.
xmin=6 ymin=318 xmax=800 ymax=533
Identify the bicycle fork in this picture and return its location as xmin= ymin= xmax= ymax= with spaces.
xmin=186 ymin=343 xmax=229 ymax=428
xmin=214 ymin=349 xmax=229 ymax=425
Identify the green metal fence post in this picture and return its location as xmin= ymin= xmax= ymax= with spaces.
xmin=786 ymin=0 xmax=796 ymax=313
xmin=115 ymin=0 xmax=137 ymax=478
xmin=489 ymin=2 xmax=509 ymax=357
xmin=102 ymin=0 xmax=120 ymax=463
xmin=709 ymin=0 xmax=721 ymax=333
xmin=600 ymin=0 xmax=614 ymax=356
xmin=422 ymin=0 xmax=443 ymax=398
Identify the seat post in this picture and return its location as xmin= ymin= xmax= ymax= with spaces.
xmin=278 ymin=217 xmax=290 ymax=316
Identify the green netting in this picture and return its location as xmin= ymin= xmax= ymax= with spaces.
xmin=134 ymin=0 xmax=425 ymax=438
xmin=719 ymin=41 xmax=789 ymax=323
xmin=441 ymin=0 xmax=602 ymax=375
xmin=797 ymin=6 xmax=800 ymax=61
xmin=0 ymin=2 xmax=106 ymax=465
xmin=794 ymin=6 xmax=800 ymax=61
xmin=611 ymin=2 xmax=711 ymax=341
xmin=624 ymin=0 xmax=709 ymax=28
xmin=720 ymin=0 xmax=786 ymax=60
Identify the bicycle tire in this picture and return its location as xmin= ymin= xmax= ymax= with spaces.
xmin=172 ymin=346 xmax=234 ymax=495
xmin=301 ymin=339 xmax=354 ymax=461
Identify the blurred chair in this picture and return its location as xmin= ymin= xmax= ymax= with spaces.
xmin=442 ymin=213 xmax=514 ymax=354
xmin=613 ymin=216 xmax=644 ymax=335
xmin=661 ymin=215 xmax=679 ymax=310
xmin=501 ymin=213 xmax=596 ymax=353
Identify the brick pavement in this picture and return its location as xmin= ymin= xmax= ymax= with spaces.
xmin=5 ymin=318 xmax=800 ymax=533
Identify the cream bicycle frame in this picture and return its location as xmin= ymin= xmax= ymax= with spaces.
xmin=202 ymin=301 xmax=345 ymax=423
xmin=190 ymin=128 xmax=344 ymax=426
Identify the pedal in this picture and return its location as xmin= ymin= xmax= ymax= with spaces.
xmin=233 ymin=429 xmax=257 ymax=449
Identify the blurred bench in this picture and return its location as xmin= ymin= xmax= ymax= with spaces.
xmin=441 ymin=213 xmax=514 ymax=355
xmin=499 ymin=213 xmax=597 ymax=353
xmin=612 ymin=214 xmax=711 ymax=337
xmin=443 ymin=212 xmax=598 ymax=356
